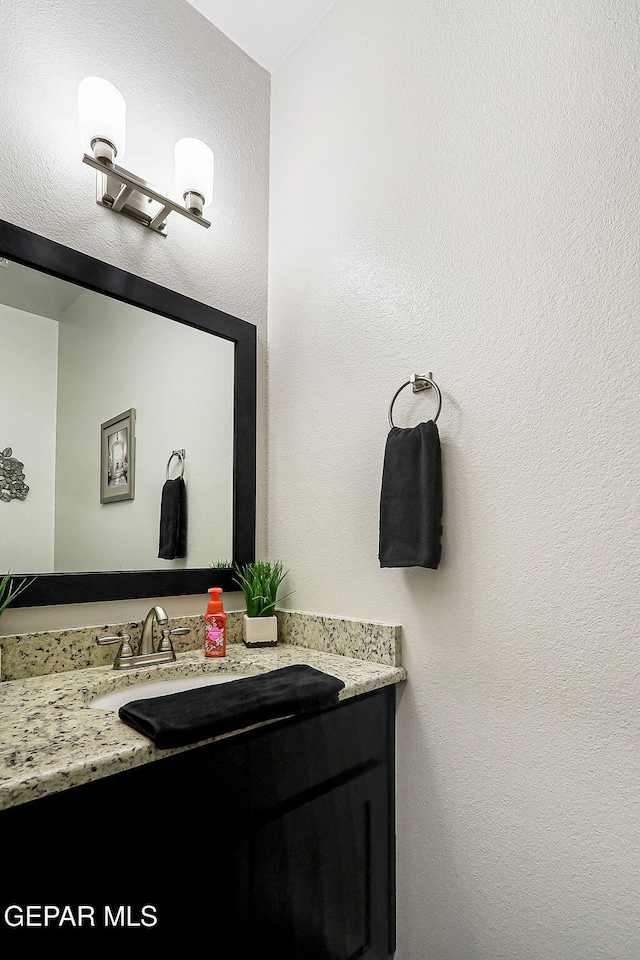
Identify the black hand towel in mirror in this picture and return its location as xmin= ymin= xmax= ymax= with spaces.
xmin=118 ymin=665 xmax=346 ymax=748
xmin=379 ymin=420 xmax=443 ymax=569
xmin=158 ymin=477 xmax=187 ymax=560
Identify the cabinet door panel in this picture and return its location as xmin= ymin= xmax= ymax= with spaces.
xmin=246 ymin=691 xmax=389 ymax=815
xmin=239 ymin=769 xmax=390 ymax=960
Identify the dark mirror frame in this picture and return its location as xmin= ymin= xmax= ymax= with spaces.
xmin=0 ymin=219 xmax=256 ymax=607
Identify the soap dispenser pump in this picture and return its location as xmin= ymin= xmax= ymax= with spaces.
xmin=204 ymin=587 xmax=227 ymax=658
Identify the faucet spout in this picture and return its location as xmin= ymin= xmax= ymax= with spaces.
xmin=139 ymin=605 xmax=169 ymax=656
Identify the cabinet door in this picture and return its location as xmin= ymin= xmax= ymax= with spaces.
xmin=237 ymin=767 xmax=392 ymax=960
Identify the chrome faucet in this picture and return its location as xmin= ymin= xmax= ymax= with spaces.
xmin=97 ymin=605 xmax=190 ymax=670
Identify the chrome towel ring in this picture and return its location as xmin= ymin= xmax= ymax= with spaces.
xmin=166 ymin=449 xmax=186 ymax=480
xmin=388 ymin=373 xmax=442 ymax=429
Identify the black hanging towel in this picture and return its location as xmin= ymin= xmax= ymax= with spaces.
xmin=158 ymin=477 xmax=187 ymax=560
xmin=378 ymin=420 xmax=442 ymax=569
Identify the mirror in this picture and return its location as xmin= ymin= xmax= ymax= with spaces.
xmin=0 ymin=220 xmax=256 ymax=606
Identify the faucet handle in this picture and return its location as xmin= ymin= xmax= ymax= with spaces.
xmin=158 ymin=627 xmax=189 ymax=660
xmin=157 ymin=625 xmax=189 ymax=654
xmin=97 ymin=633 xmax=133 ymax=658
xmin=97 ymin=632 xmax=131 ymax=645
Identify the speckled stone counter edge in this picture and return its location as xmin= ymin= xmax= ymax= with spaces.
xmin=0 ymin=609 xmax=401 ymax=681
xmin=0 ymin=643 xmax=407 ymax=811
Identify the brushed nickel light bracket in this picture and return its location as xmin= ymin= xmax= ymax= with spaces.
xmin=83 ymin=148 xmax=211 ymax=236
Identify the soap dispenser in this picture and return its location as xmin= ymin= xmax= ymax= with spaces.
xmin=204 ymin=587 xmax=227 ymax=658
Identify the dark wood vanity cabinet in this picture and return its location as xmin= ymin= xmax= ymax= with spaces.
xmin=1 ymin=686 xmax=396 ymax=958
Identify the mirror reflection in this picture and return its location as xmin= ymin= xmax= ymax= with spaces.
xmin=0 ymin=259 xmax=234 ymax=575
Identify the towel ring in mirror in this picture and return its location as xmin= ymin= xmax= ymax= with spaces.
xmin=166 ymin=449 xmax=186 ymax=480
xmin=388 ymin=373 xmax=442 ymax=429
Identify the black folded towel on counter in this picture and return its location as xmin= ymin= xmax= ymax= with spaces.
xmin=118 ymin=665 xmax=346 ymax=748
xmin=379 ymin=420 xmax=443 ymax=569
xmin=158 ymin=477 xmax=187 ymax=560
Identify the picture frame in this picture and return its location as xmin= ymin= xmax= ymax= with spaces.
xmin=100 ymin=408 xmax=136 ymax=504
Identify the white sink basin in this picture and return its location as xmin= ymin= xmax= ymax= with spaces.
xmin=88 ymin=673 xmax=252 ymax=711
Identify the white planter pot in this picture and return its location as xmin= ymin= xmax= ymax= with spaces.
xmin=243 ymin=614 xmax=278 ymax=647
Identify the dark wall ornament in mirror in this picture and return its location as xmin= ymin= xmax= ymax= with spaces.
xmin=0 ymin=448 xmax=29 ymax=503
xmin=0 ymin=219 xmax=257 ymax=606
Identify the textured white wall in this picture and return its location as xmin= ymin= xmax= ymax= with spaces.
xmin=268 ymin=1 xmax=640 ymax=957
xmin=0 ymin=305 xmax=58 ymax=573
xmin=0 ymin=0 xmax=269 ymax=631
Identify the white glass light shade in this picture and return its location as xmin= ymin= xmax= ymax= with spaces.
xmin=78 ymin=77 xmax=126 ymax=159
xmin=175 ymin=138 xmax=214 ymax=209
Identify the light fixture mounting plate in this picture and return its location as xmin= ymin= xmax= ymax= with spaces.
xmin=83 ymin=154 xmax=211 ymax=235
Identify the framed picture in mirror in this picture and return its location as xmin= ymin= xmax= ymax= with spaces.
xmin=101 ymin=408 xmax=135 ymax=503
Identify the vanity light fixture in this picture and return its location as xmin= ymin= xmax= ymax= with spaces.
xmin=78 ymin=77 xmax=212 ymax=235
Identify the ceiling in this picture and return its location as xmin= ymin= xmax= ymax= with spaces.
xmin=0 ymin=260 xmax=83 ymax=321
xmin=186 ymin=0 xmax=337 ymax=72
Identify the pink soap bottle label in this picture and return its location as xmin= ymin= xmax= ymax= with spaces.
xmin=205 ymin=618 xmax=226 ymax=657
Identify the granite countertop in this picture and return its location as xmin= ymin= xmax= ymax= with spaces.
xmin=0 ymin=641 xmax=406 ymax=812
